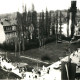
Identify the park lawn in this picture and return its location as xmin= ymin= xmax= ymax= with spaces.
xmin=0 ymin=41 xmax=80 ymax=79
xmin=21 ymin=41 xmax=80 ymax=62
xmin=1 ymin=41 xmax=80 ymax=67
xmin=21 ymin=42 xmax=71 ymax=62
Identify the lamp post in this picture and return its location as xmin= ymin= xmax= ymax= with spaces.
xmin=69 ymin=1 xmax=77 ymax=38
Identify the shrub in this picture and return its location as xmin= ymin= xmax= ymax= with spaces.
xmin=45 ymin=35 xmax=56 ymax=44
xmin=61 ymin=35 xmax=71 ymax=41
xmin=41 ymin=54 xmax=51 ymax=61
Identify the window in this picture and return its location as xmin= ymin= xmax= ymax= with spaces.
xmin=12 ymin=26 xmax=16 ymax=30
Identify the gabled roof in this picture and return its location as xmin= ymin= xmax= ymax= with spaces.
xmin=0 ymin=12 xmax=18 ymax=26
xmin=1 ymin=18 xmax=17 ymax=26
xmin=2 ymin=20 xmax=11 ymax=26
xmin=10 ymin=20 xmax=17 ymax=25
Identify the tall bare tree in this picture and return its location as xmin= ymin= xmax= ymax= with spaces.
xmin=39 ymin=13 xmax=42 ymax=47
xmin=45 ymin=8 xmax=49 ymax=37
xmin=22 ymin=4 xmax=27 ymax=51
xmin=67 ymin=10 xmax=70 ymax=37
xmin=32 ymin=4 xmax=37 ymax=40
xmin=59 ymin=11 xmax=62 ymax=40
xmin=16 ymin=12 xmax=22 ymax=56
xmin=52 ymin=13 xmax=56 ymax=35
xmin=56 ymin=11 xmax=58 ymax=43
xmin=27 ymin=11 xmax=32 ymax=40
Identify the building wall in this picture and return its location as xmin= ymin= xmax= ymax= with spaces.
xmin=0 ymin=24 xmax=5 ymax=43
xmin=3 ymin=25 xmax=17 ymax=43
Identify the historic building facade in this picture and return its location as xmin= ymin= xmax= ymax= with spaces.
xmin=1 ymin=18 xmax=17 ymax=43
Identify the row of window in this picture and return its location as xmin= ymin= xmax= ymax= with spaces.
xmin=4 ymin=26 xmax=16 ymax=31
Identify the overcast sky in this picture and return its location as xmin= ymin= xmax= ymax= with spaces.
xmin=0 ymin=0 xmax=79 ymax=14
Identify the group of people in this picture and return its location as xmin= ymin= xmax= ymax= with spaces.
xmin=0 ymin=56 xmax=13 ymax=71
xmin=0 ymin=48 xmax=80 ymax=80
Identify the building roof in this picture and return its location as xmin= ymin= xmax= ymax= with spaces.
xmin=0 ymin=12 xmax=17 ymax=26
xmin=1 ymin=18 xmax=17 ymax=26
xmin=2 ymin=20 xmax=11 ymax=26
xmin=10 ymin=20 xmax=17 ymax=25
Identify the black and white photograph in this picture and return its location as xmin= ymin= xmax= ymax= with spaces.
xmin=0 ymin=0 xmax=80 ymax=80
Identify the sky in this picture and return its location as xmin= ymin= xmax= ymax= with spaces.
xmin=0 ymin=0 xmax=80 ymax=14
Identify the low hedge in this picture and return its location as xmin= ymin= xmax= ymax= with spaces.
xmin=0 ymin=35 xmax=56 ymax=51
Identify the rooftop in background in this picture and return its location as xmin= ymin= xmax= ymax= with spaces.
xmin=0 ymin=12 xmax=17 ymax=26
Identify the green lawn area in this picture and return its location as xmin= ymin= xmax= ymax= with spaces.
xmin=1 ymin=41 xmax=80 ymax=66
xmin=22 ymin=42 xmax=70 ymax=62
xmin=0 ymin=41 xmax=80 ymax=79
xmin=21 ymin=41 xmax=80 ymax=63
xmin=0 ymin=41 xmax=69 ymax=67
